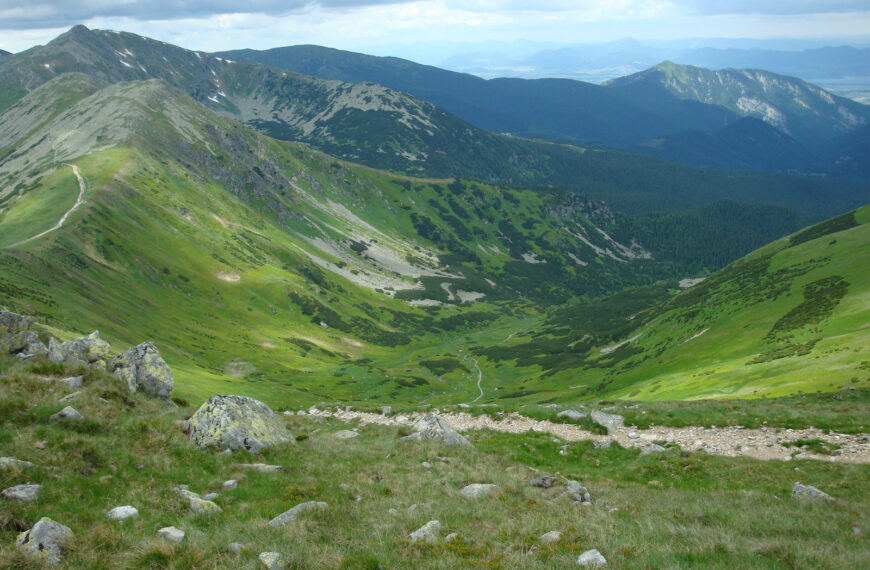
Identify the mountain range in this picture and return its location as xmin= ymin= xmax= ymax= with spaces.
xmin=217 ymin=45 xmax=870 ymax=177
xmin=0 ymin=26 xmax=868 ymax=407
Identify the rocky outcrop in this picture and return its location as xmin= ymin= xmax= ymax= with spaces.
xmin=269 ymin=501 xmax=328 ymax=527
xmin=0 ymin=310 xmax=47 ymax=358
xmin=15 ymin=517 xmax=74 ymax=565
xmin=48 ymin=331 xmax=110 ymax=367
xmin=400 ymin=413 xmax=472 ymax=447
xmin=107 ymin=342 xmax=174 ymax=401
xmin=188 ymin=395 xmax=294 ymax=454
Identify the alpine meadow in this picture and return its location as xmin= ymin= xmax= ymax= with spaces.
xmin=0 ymin=24 xmax=868 ymax=570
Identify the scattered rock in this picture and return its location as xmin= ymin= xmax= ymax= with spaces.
xmin=557 ymin=410 xmax=587 ymax=421
xmin=333 ymin=430 xmax=360 ymax=440
xmin=460 ymin=483 xmax=497 ymax=498
xmin=49 ymin=331 xmax=110 ymax=367
xmin=409 ymin=520 xmax=441 ymax=543
xmin=223 ymin=479 xmax=238 ymax=490
xmin=640 ymin=444 xmax=666 ymax=456
xmin=545 ymin=404 xmax=562 ymax=410
xmin=381 ymin=406 xmax=392 ymax=415
xmin=15 ymin=517 xmax=74 ymax=565
xmin=59 ymin=391 xmax=81 ymax=403
xmin=259 ymin=551 xmax=288 ymax=569
xmin=63 ymin=376 xmax=83 ymax=389
xmin=269 ymin=501 xmax=329 ymax=527
xmin=107 ymin=342 xmax=174 ymax=401
xmin=34 ymin=441 xmax=47 ymax=450
xmin=158 ymin=526 xmax=185 ymax=542
xmin=238 ymin=463 xmax=283 ymax=473
xmin=593 ymin=439 xmax=614 ymax=450
xmin=203 ymin=492 xmax=220 ymax=501
xmin=188 ymin=395 xmax=294 ymax=453
xmin=2 ymin=484 xmax=41 ymax=502
xmin=176 ymin=487 xmax=222 ymax=513
xmin=591 ymin=410 xmax=624 ymax=435
xmin=792 ymin=482 xmax=834 ymax=501
xmin=50 ymin=406 xmax=83 ymax=421
xmin=0 ymin=311 xmax=48 ymax=358
xmin=558 ymin=480 xmax=592 ymax=504
xmin=106 ymin=505 xmax=139 ymax=520
xmin=388 ymin=508 xmax=400 ymax=516
xmin=540 ymin=530 xmax=562 ymax=544
xmin=577 ymin=548 xmax=607 ymax=567
xmin=229 ymin=542 xmax=249 ymax=554
xmin=0 ymin=457 xmax=37 ymax=469
xmin=400 ymin=413 xmax=472 ymax=447
xmin=445 ymin=532 xmax=460 ymax=542
xmin=530 ymin=476 xmax=557 ymax=488
xmin=421 ymin=461 xmax=432 ymax=469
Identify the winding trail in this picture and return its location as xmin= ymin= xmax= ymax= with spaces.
xmin=9 ymin=164 xmax=87 ymax=247
xmin=304 ymin=408 xmax=870 ymax=464
xmin=468 ymin=357 xmax=484 ymax=403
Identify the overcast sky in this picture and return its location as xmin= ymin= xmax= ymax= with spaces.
xmin=2 ymin=1 xmax=869 ymax=56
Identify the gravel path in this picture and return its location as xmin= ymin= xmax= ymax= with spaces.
xmin=10 ymin=164 xmax=87 ymax=247
xmin=306 ymin=408 xmax=870 ymax=464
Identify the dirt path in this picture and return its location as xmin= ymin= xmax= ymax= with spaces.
xmin=307 ymin=408 xmax=870 ymax=464
xmin=9 ymin=164 xmax=87 ymax=247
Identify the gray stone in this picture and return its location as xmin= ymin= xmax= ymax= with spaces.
xmin=577 ymin=549 xmax=607 ymax=567
xmin=269 ymin=501 xmax=329 ymax=527
xmin=188 ymin=395 xmax=293 ymax=454
xmin=259 ymin=551 xmax=288 ymax=569
xmin=333 ymin=430 xmax=360 ymax=440
xmin=63 ymin=376 xmax=83 ymax=389
xmin=158 ymin=526 xmax=185 ymax=542
xmin=557 ymin=410 xmax=587 ymax=421
xmin=421 ymin=461 xmax=432 ymax=469
xmin=409 ymin=520 xmax=441 ymax=543
xmin=540 ymin=530 xmax=562 ymax=544
xmin=545 ymin=404 xmax=562 ymax=410
xmin=445 ymin=532 xmax=460 ymax=542
xmin=107 ymin=342 xmax=173 ymax=401
xmin=59 ymin=391 xmax=81 ymax=403
xmin=460 ymin=483 xmax=498 ymax=498
xmin=2 ymin=484 xmax=41 ymax=502
xmin=203 ymin=492 xmax=220 ymax=501
xmin=48 ymin=331 xmax=111 ymax=367
xmin=560 ymin=480 xmax=592 ymax=504
xmin=15 ymin=517 xmax=73 ymax=564
xmin=106 ymin=505 xmax=139 ymax=520
xmin=229 ymin=542 xmax=249 ymax=554
xmin=381 ymin=406 xmax=392 ymax=415
xmin=223 ymin=479 xmax=238 ymax=490
xmin=50 ymin=406 xmax=83 ymax=421
xmin=593 ymin=439 xmax=614 ymax=450
xmin=238 ymin=463 xmax=283 ymax=473
xmin=400 ymin=413 xmax=472 ymax=447
xmin=530 ymin=476 xmax=557 ymax=488
xmin=792 ymin=482 xmax=834 ymax=501
xmin=0 ymin=311 xmax=48 ymax=358
xmin=0 ymin=457 xmax=37 ymax=469
xmin=640 ymin=444 xmax=667 ymax=456
xmin=591 ymin=410 xmax=624 ymax=435
xmin=176 ymin=487 xmax=222 ymax=513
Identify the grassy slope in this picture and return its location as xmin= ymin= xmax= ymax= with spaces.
xmin=0 ymin=356 xmax=868 ymax=568
xmin=472 ymin=206 xmax=870 ymax=403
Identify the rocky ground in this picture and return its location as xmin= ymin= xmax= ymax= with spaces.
xmin=310 ymin=408 xmax=870 ymax=464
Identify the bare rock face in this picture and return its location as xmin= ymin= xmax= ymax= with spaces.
xmin=107 ymin=342 xmax=174 ymax=402
xmin=188 ymin=395 xmax=294 ymax=454
xmin=400 ymin=413 xmax=472 ymax=447
xmin=0 ymin=310 xmax=47 ymax=359
xmin=48 ymin=331 xmax=111 ymax=367
xmin=15 ymin=517 xmax=74 ymax=565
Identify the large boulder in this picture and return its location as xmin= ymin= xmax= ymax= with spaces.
xmin=0 ymin=310 xmax=47 ymax=358
xmin=591 ymin=410 xmax=624 ymax=435
xmin=400 ymin=413 xmax=472 ymax=447
xmin=48 ymin=331 xmax=111 ymax=367
xmin=15 ymin=517 xmax=74 ymax=565
xmin=188 ymin=395 xmax=294 ymax=454
xmin=107 ymin=342 xmax=173 ymax=401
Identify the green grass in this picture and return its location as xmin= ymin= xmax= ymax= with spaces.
xmin=1 ymin=356 xmax=868 ymax=568
xmin=0 ymin=166 xmax=80 ymax=248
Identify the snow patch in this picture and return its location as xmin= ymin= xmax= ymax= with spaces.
xmin=119 ymin=60 xmax=132 ymax=68
xmin=521 ymin=252 xmax=545 ymax=264
xmin=682 ymin=328 xmax=709 ymax=344
xmin=43 ymin=63 xmax=50 ymax=69
xmin=456 ymin=290 xmax=485 ymax=303
xmin=679 ymin=277 xmax=706 ymax=288
xmin=208 ymin=95 xmax=219 ymax=103
xmin=600 ymin=334 xmax=641 ymax=355
xmin=568 ymin=253 xmax=588 ymax=266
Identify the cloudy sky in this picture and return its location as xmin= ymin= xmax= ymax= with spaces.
xmin=1 ymin=1 xmax=869 ymax=56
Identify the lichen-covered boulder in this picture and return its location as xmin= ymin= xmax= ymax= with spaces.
xmin=400 ymin=413 xmax=472 ymax=447
xmin=0 ymin=311 xmax=47 ymax=358
xmin=15 ymin=517 xmax=74 ymax=565
xmin=107 ymin=342 xmax=173 ymax=401
xmin=188 ymin=395 xmax=294 ymax=454
xmin=48 ymin=331 xmax=111 ymax=367
xmin=409 ymin=520 xmax=441 ymax=543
